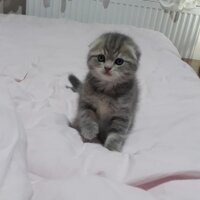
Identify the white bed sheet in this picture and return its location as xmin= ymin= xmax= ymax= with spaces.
xmin=0 ymin=77 xmax=32 ymax=200
xmin=0 ymin=14 xmax=200 ymax=200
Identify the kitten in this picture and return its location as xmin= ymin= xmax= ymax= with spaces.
xmin=68 ymin=32 xmax=141 ymax=151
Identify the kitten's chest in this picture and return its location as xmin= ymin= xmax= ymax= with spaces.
xmin=94 ymin=95 xmax=115 ymax=119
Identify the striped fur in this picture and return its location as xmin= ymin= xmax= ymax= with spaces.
xmin=69 ymin=32 xmax=140 ymax=151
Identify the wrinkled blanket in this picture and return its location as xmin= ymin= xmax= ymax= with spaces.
xmin=0 ymin=14 xmax=200 ymax=200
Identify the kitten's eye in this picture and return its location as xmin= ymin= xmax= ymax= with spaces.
xmin=97 ymin=54 xmax=105 ymax=62
xmin=115 ymin=58 xmax=124 ymax=65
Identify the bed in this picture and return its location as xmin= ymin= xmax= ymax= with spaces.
xmin=0 ymin=14 xmax=200 ymax=200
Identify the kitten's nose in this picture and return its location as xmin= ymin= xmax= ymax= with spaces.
xmin=104 ymin=66 xmax=111 ymax=73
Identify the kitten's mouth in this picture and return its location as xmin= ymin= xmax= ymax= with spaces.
xmin=103 ymin=71 xmax=112 ymax=76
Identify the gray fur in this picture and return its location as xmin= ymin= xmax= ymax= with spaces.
xmin=69 ymin=32 xmax=141 ymax=151
xmin=68 ymin=74 xmax=81 ymax=92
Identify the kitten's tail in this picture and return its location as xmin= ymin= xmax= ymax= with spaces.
xmin=68 ymin=74 xmax=82 ymax=92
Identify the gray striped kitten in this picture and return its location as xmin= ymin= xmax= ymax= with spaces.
xmin=69 ymin=32 xmax=140 ymax=151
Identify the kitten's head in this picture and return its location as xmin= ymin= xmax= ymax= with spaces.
xmin=87 ymin=32 xmax=141 ymax=83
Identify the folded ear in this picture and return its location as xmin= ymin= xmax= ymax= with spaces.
xmin=88 ymin=37 xmax=102 ymax=49
xmin=127 ymin=45 xmax=141 ymax=62
xmin=135 ymin=48 xmax=141 ymax=61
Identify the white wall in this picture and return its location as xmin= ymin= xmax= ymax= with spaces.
xmin=193 ymin=34 xmax=200 ymax=60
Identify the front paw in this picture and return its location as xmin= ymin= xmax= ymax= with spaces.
xmin=104 ymin=133 xmax=125 ymax=152
xmin=81 ymin=121 xmax=99 ymax=141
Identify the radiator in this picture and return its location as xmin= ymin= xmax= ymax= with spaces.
xmin=26 ymin=0 xmax=200 ymax=58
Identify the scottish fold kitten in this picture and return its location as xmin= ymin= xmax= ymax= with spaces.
xmin=69 ymin=32 xmax=140 ymax=151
